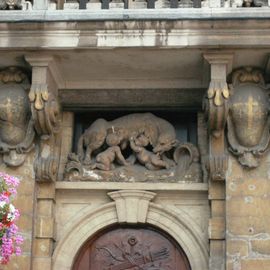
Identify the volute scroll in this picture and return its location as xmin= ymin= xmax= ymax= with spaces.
xmin=26 ymin=55 xmax=63 ymax=181
xmin=203 ymin=53 xmax=233 ymax=181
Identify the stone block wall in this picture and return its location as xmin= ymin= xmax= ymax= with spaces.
xmin=226 ymin=154 xmax=270 ymax=270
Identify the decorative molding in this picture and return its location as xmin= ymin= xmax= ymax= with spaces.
xmin=25 ymin=56 xmax=62 ymax=137
xmin=0 ymin=67 xmax=35 ymax=167
xmin=203 ymin=53 xmax=234 ymax=181
xmin=25 ymin=55 xmax=63 ymax=181
xmin=227 ymin=67 xmax=270 ymax=168
xmin=108 ymin=190 xmax=156 ymax=223
xmin=52 ymin=200 xmax=208 ymax=270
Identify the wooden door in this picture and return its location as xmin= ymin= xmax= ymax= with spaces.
xmin=73 ymin=226 xmax=191 ymax=270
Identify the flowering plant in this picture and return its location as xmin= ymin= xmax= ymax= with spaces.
xmin=0 ymin=172 xmax=23 ymax=265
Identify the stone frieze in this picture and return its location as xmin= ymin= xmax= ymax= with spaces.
xmin=65 ymin=113 xmax=202 ymax=182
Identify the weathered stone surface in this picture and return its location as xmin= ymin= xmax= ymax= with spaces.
xmin=241 ymin=259 xmax=270 ymax=269
xmin=33 ymin=238 xmax=53 ymax=257
xmin=251 ymin=239 xmax=270 ymax=255
xmin=209 ymin=240 xmax=225 ymax=270
xmin=36 ymin=217 xmax=55 ymax=239
xmin=209 ymin=217 xmax=225 ymax=239
xmin=227 ymin=239 xmax=249 ymax=257
xmin=226 ymin=153 xmax=270 ymax=269
xmin=211 ymin=200 xmax=225 ymax=217
xmin=32 ymin=257 xmax=52 ymax=270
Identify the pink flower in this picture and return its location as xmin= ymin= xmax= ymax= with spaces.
xmin=0 ymin=172 xmax=23 ymax=265
xmin=15 ymin=247 xmax=21 ymax=256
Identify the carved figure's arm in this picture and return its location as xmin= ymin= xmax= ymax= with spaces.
xmin=115 ymin=147 xmax=128 ymax=165
xmin=129 ymin=138 xmax=141 ymax=153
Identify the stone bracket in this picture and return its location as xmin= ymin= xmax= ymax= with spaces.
xmin=108 ymin=190 xmax=156 ymax=223
xmin=203 ymin=53 xmax=234 ymax=181
xmin=25 ymin=55 xmax=63 ymax=137
xmin=25 ymin=55 xmax=64 ymax=181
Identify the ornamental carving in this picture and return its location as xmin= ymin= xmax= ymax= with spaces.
xmin=65 ymin=113 xmax=202 ymax=182
xmin=202 ymin=53 xmax=235 ymax=181
xmin=0 ymin=0 xmax=22 ymax=9
xmin=227 ymin=67 xmax=270 ymax=168
xmin=0 ymin=67 xmax=35 ymax=166
xmin=29 ymin=83 xmax=60 ymax=137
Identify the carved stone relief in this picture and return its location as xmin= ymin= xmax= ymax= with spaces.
xmin=0 ymin=0 xmax=22 ymax=9
xmin=0 ymin=67 xmax=35 ymax=166
xmin=65 ymin=113 xmax=202 ymax=182
xmin=25 ymin=55 xmax=63 ymax=181
xmin=203 ymin=53 xmax=233 ymax=181
xmin=227 ymin=67 xmax=270 ymax=168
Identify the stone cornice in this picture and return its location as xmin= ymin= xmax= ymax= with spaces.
xmin=0 ymin=15 xmax=270 ymax=48
xmin=1 ymin=8 xmax=270 ymax=22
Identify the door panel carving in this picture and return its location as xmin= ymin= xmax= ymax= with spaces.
xmin=73 ymin=226 xmax=191 ymax=270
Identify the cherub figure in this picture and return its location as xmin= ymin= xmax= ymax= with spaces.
xmin=130 ymin=132 xmax=170 ymax=171
xmin=93 ymin=131 xmax=129 ymax=171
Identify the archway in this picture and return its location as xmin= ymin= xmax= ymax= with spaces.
xmin=53 ymin=191 xmax=208 ymax=270
xmin=72 ymin=224 xmax=191 ymax=270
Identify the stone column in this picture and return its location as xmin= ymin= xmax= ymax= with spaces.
xmin=203 ymin=53 xmax=233 ymax=270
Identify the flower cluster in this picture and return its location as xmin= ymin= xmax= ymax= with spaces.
xmin=0 ymin=172 xmax=23 ymax=264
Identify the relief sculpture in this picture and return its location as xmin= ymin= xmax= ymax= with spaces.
xmin=0 ymin=67 xmax=35 ymax=166
xmin=65 ymin=113 xmax=202 ymax=182
xmin=227 ymin=67 xmax=270 ymax=168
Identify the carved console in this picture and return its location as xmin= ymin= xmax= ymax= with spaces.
xmin=204 ymin=54 xmax=270 ymax=177
xmin=227 ymin=67 xmax=270 ymax=168
xmin=0 ymin=67 xmax=35 ymax=166
xmin=65 ymin=113 xmax=202 ymax=182
xmin=203 ymin=54 xmax=233 ymax=181
xmin=25 ymin=56 xmax=63 ymax=181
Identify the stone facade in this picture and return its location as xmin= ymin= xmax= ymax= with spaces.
xmin=1 ymin=5 xmax=270 ymax=270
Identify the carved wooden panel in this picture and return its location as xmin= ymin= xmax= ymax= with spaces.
xmin=73 ymin=226 xmax=191 ymax=270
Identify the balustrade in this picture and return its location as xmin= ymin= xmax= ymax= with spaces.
xmin=0 ymin=0 xmax=269 ymax=12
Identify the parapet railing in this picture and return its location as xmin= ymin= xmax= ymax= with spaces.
xmin=0 ymin=0 xmax=268 ymax=10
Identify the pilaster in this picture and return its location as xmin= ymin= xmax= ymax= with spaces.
xmin=25 ymin=55 xmax=63 ymax=270
xmin=203 ymin=52 xmax=234 ymax=270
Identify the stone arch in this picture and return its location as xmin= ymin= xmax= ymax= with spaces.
xmin=52 ymin=190 xmax=208 ymax=270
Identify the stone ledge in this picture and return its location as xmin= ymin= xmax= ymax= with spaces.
xmin=55 ymin=181 xmax=208 ymax=191
xmin=1 ymin=8 xmax=270 ymax=22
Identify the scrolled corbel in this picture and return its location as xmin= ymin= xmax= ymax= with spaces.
xmin=25 ymin=55 xmax=63 ymax=181
xmin=29 ymin=83 xmax=60 ymax=137
xmin=203 ymin=53 xmax=233 ymax=181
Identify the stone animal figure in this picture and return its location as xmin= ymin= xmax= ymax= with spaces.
xmin=77 ymin=113 xmax=177 ymax=164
